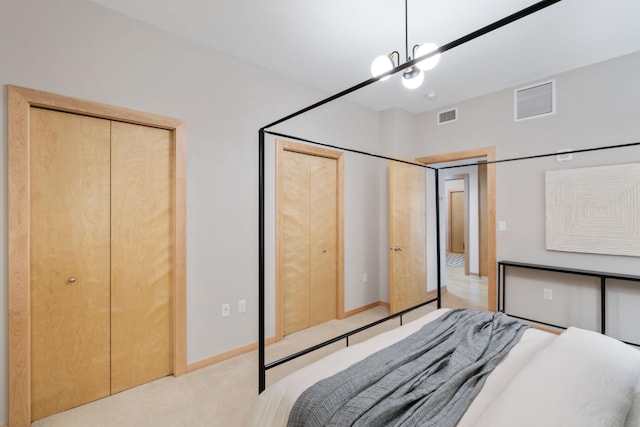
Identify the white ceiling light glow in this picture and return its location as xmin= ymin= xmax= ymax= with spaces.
xmin=370 ymin=53 xmax=397 ymax=81
xmin=402 ymin=67 xmax=424 ymax=89
xmin=415 ymin=42 xmax=441 ymax=71
xmin=370 ymin=0 xmax=440 ymax=90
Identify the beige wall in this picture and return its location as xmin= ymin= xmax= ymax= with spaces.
xmin=0 ymin=0 xmax=383 ymax=423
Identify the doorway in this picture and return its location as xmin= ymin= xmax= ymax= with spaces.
xmin=449 ymin=190 xmax=465 ymax=254
xmin=416 ymin=147 xmax=496 ymax=311
xmin=444 ymin=176 xmax=470 ymax=277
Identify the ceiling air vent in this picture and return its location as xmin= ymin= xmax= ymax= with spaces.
xmin=514 ymin=80 xmax=555 ymax=121
xmin=438 ymin=108 xmax=458 ymax=125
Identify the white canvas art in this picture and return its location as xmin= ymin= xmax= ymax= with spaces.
xmin=545 ymin=163 xmax=640 ymax=257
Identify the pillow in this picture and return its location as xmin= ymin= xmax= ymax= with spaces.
xmin=474 ymin=327 xmax=640 ymax=427
xmin=625 ymin=375 xmax=640 ymax=427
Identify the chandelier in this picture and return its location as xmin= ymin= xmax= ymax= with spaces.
xmin=370 ymin=0 xmax=441 ymax=89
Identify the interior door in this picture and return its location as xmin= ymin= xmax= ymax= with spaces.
xmin=30 ymin=108 xmax=112 ymax=420
xmin=450 ymin=191 xmax=465 ymax=253
xmin=30 ymin=109 xmax=175 ymax=418
xmin=478 ymin=163 xmax=488 ymax=277
xmin=280 ymin=149 xmax=337 ymax=336
xmin=389 ymin=161 xmax=427 ymax=314
xmin=110 ymin=121 xmax=174 ymax=393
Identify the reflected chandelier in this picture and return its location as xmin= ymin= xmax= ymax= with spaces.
xmin=370 ymin=0 xmax=441 ymax=89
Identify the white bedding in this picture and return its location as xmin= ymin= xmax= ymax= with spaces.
xmin=474 ymin=327 xmax=640 ymax=427
xmin=246 ymin=309 xmax=640 ymax=427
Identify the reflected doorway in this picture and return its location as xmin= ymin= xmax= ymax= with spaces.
xmin=416 ymin=147 xmax=496 ymax=311
xmin=444 ymin=176 xmax=469 ymax=278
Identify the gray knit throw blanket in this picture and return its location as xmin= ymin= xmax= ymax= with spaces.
xmin=287 ymin=308 xmax=528 ymax=427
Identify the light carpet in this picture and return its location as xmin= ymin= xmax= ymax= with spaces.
xmin=33 ymin=305 xmax=438 ymax=427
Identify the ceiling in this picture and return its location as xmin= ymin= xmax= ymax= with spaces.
xmin=88 ymin=0 xmax=640 ymax=113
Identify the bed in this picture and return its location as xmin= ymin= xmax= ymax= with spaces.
xmin=255 ymin=1 xmax=640 ymax=425
xmin=248 ymin=308 xmax=640 ymax=427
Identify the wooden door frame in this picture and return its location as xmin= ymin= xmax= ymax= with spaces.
xmin=7 ymin=85 xmax=187 ymax=426
xmin=275 ymin=139 xmax=344 ymax=341
xmin=477 ymin=163 xmax=489 ymax=278
xmin=444 ymin=175 xmax=470 ymax=276
xmin=416 ymin=147 xmax=496 ymax=312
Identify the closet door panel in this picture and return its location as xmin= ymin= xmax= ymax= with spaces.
xmin=309 ymin=155 xmax=337 ymax=326
xmin=280 ymin=149 xmax=311 ymax=335
xmin=30 ymin=108 xmax=111 ymax=420
xmin=110 ymin=121 xmax=174 ymax=393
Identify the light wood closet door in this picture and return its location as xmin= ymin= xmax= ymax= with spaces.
xmin=29 ymin=109 xmax=174 ymax=419
xmin=30 ymin=108 xmax=112 ymax=420
xmin=281 ymin=150 xmax=337 ymax=336
xmin=281 ymin=149 xmax=311 ymax=335
xmin=110 ymin=122 xmax=174 ymax=393
xmin=389 ymin=161 xmax=427 ymax=314
xmin=308 ymin=155 xmax=337 ymax=326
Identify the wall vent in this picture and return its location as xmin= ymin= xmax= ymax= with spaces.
xmin=514 ymin=80 xmax=555 ymax=121
xmin=438 ymin=108 xmax=458 ymax=125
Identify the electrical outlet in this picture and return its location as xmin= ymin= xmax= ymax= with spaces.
xmin=221 ymin=303 xmax=230 ymax=317
xmin=543 ymin=288 xmax=553 ymax=300
xmin=363 ymin=273 xmax=368 ymax=283
xmin=238 ymin=299 xmax=247 ymax=314
xmin=498 ymin=221 xmax=507 ymax=232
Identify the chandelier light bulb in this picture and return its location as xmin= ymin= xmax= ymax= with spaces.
xmin=402 ymin=67 xmax=424 ymax=89
xmin=415 ymin=42 xmax=441 ymax=71
xmin=371 ymin=55 xmax=395 ymax=81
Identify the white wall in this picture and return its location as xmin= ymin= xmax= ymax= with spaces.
xmin=0 ymin=0 xmax=384 ymax=423
xmin=416 ymin=51 xmax=640 ymax=343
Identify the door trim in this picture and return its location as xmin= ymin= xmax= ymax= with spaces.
xmin=416 ymin=147 xmax=496 ymax=312
xmin=7 ymin=85 xmax=187 ymax=426
xmin=275 ymin=139 xmax=344 ymax=341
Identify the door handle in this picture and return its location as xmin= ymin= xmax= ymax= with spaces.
xmin=68 ymin=277 xmax=76 ymax=283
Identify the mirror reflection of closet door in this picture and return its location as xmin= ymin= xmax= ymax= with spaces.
xmin=389 ymin=161 xmax=427 ymax=314
xmin=279 ymin=148 xmax=337 ymax=337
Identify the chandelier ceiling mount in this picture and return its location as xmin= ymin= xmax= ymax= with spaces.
xmin=370 ymin=0 xmax=441 ymax=90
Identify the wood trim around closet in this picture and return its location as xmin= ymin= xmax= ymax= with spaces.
xmin=7 ymin=85 xmax=187 ymax=426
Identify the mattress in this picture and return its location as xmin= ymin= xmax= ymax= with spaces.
xmin=247 ymin=308 xmax=640 ymax=427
